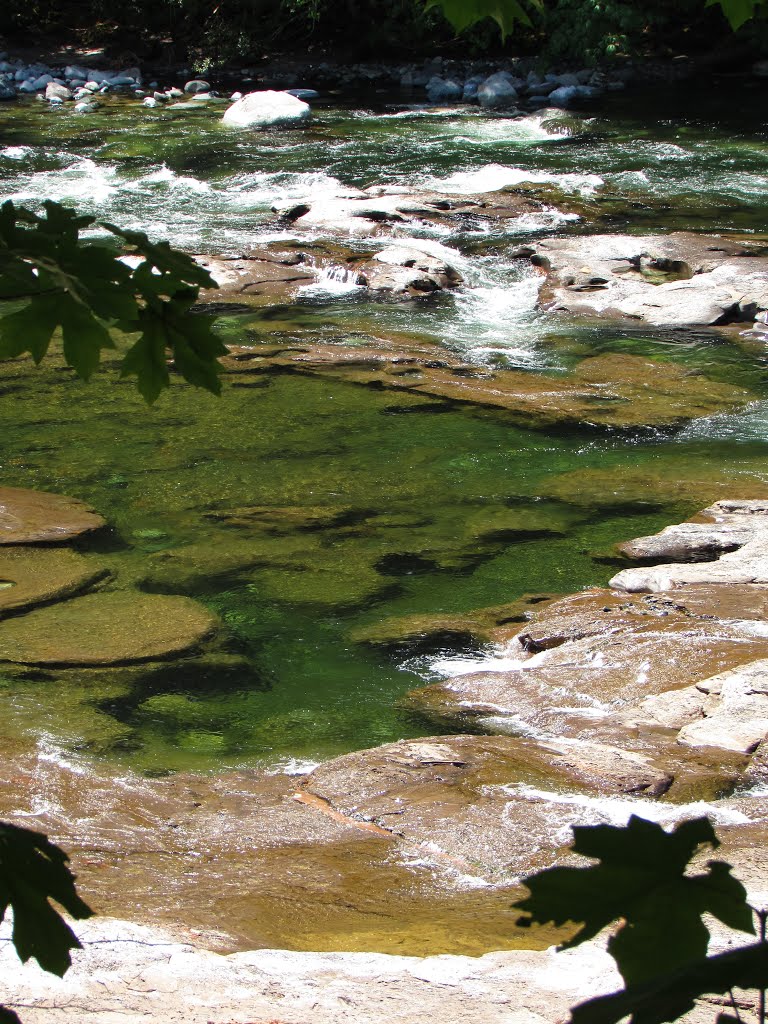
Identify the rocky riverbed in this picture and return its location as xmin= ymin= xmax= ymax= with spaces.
xmin=5 ymin=54 xmax=768 ymax=1023
xmin=4 ymin=496 xmax=768 ymax=1021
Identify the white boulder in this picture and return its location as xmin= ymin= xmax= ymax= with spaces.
xmin=222 ymin=90 xmax=311 ymax=128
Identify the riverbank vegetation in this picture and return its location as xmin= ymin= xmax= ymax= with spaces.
xmin=1 ymin=0 xmax=767 ymax=68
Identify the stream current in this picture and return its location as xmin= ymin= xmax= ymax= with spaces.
xmin=2 ymin=81 xmax=768 ymax=777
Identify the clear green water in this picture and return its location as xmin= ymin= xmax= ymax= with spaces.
xmin=2 ymin=84 xmax=768 ymax=773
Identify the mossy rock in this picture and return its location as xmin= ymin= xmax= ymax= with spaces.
xmin=540 ymin=467 xmax=768 ymax=511
xmin=254 ymin=555 xmax=392 ymax=608
xmin=229 ymin=341 xmax=753 ymax=431
xmin=204 ymin=504 xmax=358 ymax=532
xmin=351 ymin=593 xmax=558 ymax=648
xmin=0 ymin=486 xmax=105 ymax=544
xmin=0 ymin=546 xmax=109 ymax=615
xmin=0 ymin=591 xmax=219 ymax=666
xmin=135 ymin=533 xmax=324 ymax=592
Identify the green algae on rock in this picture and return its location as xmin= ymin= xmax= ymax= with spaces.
xmin=224 ymin=340 xmax=754 ymax=431
xmin=0 ymin=591 xmax=219 ymax=665
xmin=351 ymin=592 xmax=558 ymax=649
xmin=0 ymin=485 xmax=106 ymax=544
xmin=0 ymin=546 xmax=109 ymax=615
xmin=540 ymin=466 xmax=768 ymax=511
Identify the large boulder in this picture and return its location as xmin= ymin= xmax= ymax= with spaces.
xmin=0 ymin=486 xmax=105 ymax=544
xmin=477 ymin=72 xmax=519 ymax=109
xmin=222 ymin=90 xmax=311 ymax=128
xmin=520 ymin=232 xmax=768 ymax=328
xmin=425 ymin=75 xmax=463 ymax=103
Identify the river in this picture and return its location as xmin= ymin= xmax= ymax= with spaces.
xmin=1 ymin=80 xmax=768 ymax=781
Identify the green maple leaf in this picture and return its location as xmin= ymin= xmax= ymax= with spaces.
xmin=706 ymin=0 xmax=765 ymax=29
xmin=0 ymin=200 xmax=226 ymax=402
xmin=0 ymin=292 xmax=115 ymax=379
xmin=515 ymin=816 xmax=754 ymax=986
xmin=0 ymin=822 xmax=93 ymax=978
xmin=102 ymin=223 xmax=217 ymax=291
xmin=425 ymin=0 xmax=543 ymax=37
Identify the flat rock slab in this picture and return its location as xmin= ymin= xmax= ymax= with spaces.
xmin=611 ymin=499 xmax=768 ymax=592
xmin=519 ymin=232 xmax=768 ymax=327
xmin=223 ymin=342 xmax=753 ymax=431
xmin=0 ymin=917 xmax=623 ymax=1024
xmin=0 ymin=546 xmax=108 ymax=615
xmin=0 ymin=486 xmax=105 ymax=544
xmin=0 ymin=591 xmax=219 ymax=665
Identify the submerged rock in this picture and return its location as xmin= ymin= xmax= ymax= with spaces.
xmin=223 ymin=339 xmax=753 ymax=432
xmin=0 ymin=486 xmax=105 ymax=544
xmin=351 ymin=593 xmax=559 ymax=648
xmin=0 ymin=591 xmax=218 ymax=665
xmin=0 ymin=546 xmax=108 ymax=615
xmin=222 ymin=90 xmax=311 ymax=128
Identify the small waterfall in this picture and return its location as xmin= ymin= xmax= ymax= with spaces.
xmin=318 ymin=264 xmax=364 ymax=286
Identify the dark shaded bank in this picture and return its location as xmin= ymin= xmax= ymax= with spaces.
xmin=0 ymin=0 xmax=755 ymax=70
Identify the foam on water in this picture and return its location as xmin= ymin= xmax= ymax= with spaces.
xmin=0 ymin=146 xmax=35 ymax=161
xmin=424 ymin=162 xmax=604 ymax=195
xmin=499 ymin=783 xmax=755 ymax=829
xmin=7 ymin=158 xmax=122 ymax=205
xmin=676 ymin=400 xmax=768 ymax=443
xmin=454 ymin=113 xmax=575 ymax=146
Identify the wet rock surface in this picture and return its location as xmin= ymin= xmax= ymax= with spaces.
xmin=0 ymin=546 xmax=109 ymax=614
xmin=0 ymin=485 xmax=106 ymax=544
xmin=406 ymin=502 xmax=768 ymax=778
xmin=518 ymin=232 xmax=768 ymax=327
xmin=272 ymin=185 xmax=544 ymax=237
xmin=0 ymin=590 xmax=219 ymax=665
xmin=221 ymin=340 xmax=753 ymax=431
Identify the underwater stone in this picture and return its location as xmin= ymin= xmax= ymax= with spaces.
xmin=0 ymin=546 xmax=108 ymax=615
xmin=0 ymin=486 xmax=106 ymax=544
xmin=0 ymin=591 xmax=219 ymax=665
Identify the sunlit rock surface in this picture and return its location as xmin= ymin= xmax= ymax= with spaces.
xmin=0 ymin=485 xmax=105 ymax=544
xmin=0 ymin=590 xmax=219 ymax=665
xmin=0 ymin=546 xmax=108 ymax=614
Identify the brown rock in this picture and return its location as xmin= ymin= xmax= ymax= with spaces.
xmin=0 ymin=546 xmax=108 ymax=615
xmin=404 ymin=589 xmax=768 ymax=736
xmin=222 ymin=340 xmax=752 ymax=432
xmin=0 ymin=591 xmax=219 ymax=665
xmin=0 ymin=486 xmax=105 ymax=544
xmin=351 ymin=593 xmax=558 ymax=648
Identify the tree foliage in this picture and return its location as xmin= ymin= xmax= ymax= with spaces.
xmin=515 ymin=816 xmax=768 ymax=1024
xmin=427 ymin=0 xmax=768 ymax=37
xmin=0 ymin=200 xmax=226 ymax=403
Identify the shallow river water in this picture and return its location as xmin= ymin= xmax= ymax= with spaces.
xmin=2 ymin=81 xmax=768 ymax=777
